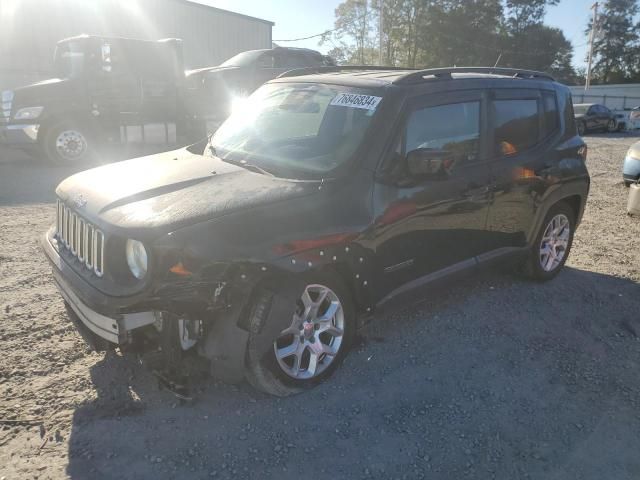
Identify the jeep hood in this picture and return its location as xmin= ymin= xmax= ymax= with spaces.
xmin=55 ymin=147 xmax=318 ymax=237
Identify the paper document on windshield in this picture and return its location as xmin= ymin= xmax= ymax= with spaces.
xmin=330 ymin=93 xmax=382 ymax=111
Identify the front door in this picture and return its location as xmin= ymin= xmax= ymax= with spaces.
xmin=372 ymin=91 xmax=493 ymax=298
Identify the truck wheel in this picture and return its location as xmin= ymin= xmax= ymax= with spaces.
xmin=521 ymin=202 xmax=575 ymax=281
xmin=245 ymin=273 xmax=355 ymax=396
xmin=42 ymin=121 xmax=95 ymax=165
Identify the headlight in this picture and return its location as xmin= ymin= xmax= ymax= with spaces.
xmin=125 ymin=239 xmax=148 ymax=279
xmin=14 ymin=106 xmax=43 ymax=120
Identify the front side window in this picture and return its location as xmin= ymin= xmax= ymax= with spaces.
xmin=493 ymin=99 xmax=539 ymax=155
xmin=53 ymin=41 xmax=86 ymax=78
xmin=405 ymin=101 xmax=481 ymax=163
xmin=276 ymin=52 xmax=308 ymax=69
xmin=210 ymin=83 xmax=381 ymax=178
xmin=220 ymin=50 xmax=266 ymax=68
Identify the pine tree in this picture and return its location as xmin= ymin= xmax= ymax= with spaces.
xmin=587 ymin=0 xmax=640 ymax=83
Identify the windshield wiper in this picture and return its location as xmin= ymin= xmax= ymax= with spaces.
xmin=239 ymin=162 xmax=274 ymax=177
xmin=216 ymin=155 xmax=274 ymax=177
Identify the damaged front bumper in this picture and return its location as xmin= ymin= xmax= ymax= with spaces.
xmin=52 ymin=269 xmax=157 ymax=345
xmin=41 ymin=231 xmax=252 ymax=383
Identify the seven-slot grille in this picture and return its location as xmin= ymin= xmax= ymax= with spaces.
xmin=56 ymin=199 xmax=105 ymax=276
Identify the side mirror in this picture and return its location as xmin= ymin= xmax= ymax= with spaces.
xmin=406 ymin=148 xmax=452 ymax=178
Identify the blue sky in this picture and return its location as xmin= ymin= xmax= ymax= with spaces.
xmin=204 ymin=0 xmax=593 ymax=69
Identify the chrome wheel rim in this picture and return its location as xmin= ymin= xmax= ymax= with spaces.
xmin=55 ymin=129 xmax=87 ymax=161
xmin=273 ymin=284 xmax=345 ymax=380
xmin=539 ymin=214 xmax=570 ymax=272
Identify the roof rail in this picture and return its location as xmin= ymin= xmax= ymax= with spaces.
xmin=393 ymin=67 xmax=555 ymax=84
xmin=277 ymin=65 xmax=417 ymax=79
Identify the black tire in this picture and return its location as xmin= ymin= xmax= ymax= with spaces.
xmin=41 ymin=120 xmax=95 ymax=165
xmin=245 ymin=272 xmax=355 ymax=396
xmin=577 ymin=121 xmax=586 ymax=136
xmin=521 ymin=201 xmax=576 ymax=281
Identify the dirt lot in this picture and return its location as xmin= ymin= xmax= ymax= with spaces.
xmin=1 ymin=135 xmax=639 ymax=480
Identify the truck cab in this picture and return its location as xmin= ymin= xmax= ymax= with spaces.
xmin=1 ymin=35 xmax=184 ymax=164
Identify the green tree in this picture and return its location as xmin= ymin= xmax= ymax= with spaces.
xmin=586 ymin=0 xmax=640 ymax=83
xmin=325 ymin=0 xmax=576 ymax=82
xmin=331 ymin=0 xmax=376 ymax=64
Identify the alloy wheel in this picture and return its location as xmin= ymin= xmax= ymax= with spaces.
xmin=273 ymin=284 xmax=345 ymax=380
xmin=539 ymin=213 xmax=570 ymax=272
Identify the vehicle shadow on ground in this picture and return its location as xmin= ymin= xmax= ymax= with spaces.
xmin=65 ymin=266 xmax=640 ymax=480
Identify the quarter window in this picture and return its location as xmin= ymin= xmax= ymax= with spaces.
xmin=542 ymin=91 xmax=559 ymax=137
xmin=405 ymin=101 xmax=481 ymax=164
xmin=493 ymin=99 xmax=539 ymax=155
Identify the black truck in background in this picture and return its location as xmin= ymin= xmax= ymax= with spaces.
xmin=0 ymin=35 xmax=335 ymax=164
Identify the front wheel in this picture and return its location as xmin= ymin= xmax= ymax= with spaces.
xmin=521 ymin=202 xmax=575 ymax=281
xmin=245 ymin=274 xmax=355 ymax=396
xmin=41 ymin=121 xmax=95 ymax=165
xmin=607 ymin=119 xmax=617 ymax=132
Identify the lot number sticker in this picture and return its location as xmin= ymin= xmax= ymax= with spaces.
xmin=330 ymin=93 xmax=382 ymax=111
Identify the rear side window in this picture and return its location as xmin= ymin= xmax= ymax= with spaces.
xmin=493 ymin=99 xmax=539 ymax=156
xmin=542 ymin=91 xmax=559 ymax=137
xmin=564 ymin=92 xmax=577 ymax=134
xmin=405 ymin=101 xmax=481 ymax=163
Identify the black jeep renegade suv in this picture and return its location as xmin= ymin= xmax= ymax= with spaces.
xmin=42 ymin=67 xmax=589 ymax=396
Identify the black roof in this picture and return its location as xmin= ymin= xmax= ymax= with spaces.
xmin=273 ymin=66 xmax=556 ymax=88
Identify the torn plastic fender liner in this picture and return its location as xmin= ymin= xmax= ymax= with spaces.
xmin=197 ymin=268 xmax=266 ymax=383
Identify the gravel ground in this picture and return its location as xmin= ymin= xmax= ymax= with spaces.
xmin=1 ymin=135 xmax=639 ymax=480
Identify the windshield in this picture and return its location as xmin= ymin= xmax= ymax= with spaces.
xmin=53 ymin=41 xmax=86 ymax=78
xmin=210 ymin=83 xmax=382 ymax=178
xmin=220 ymin=50 xmax=265 ymax=67
xmin=573 ymin=104 xmax=590 ymax=115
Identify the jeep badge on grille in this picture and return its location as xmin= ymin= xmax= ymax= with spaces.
xmin=73 ymin=193 xmax=87 ymax=208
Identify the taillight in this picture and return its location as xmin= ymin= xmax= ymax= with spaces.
xmin=578 ymin=145 xmax=587 ymax=162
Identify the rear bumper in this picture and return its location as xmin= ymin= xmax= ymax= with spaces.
xmin=0 ymin=123 xmax=39 ymax=145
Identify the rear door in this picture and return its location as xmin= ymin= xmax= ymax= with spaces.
xmin=484 ymin=88 xmax=557 ymax=252
xmin=372 ymin=90 xmax=493 ymax=296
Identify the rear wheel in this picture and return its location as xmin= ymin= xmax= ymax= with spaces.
xmin=41 ymin=121 xmax=95 ymax=165
xmin=521 ymin=202 xmax=575 ymax=281
xmin=245 ymin=274 xmax=354 ymax=396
